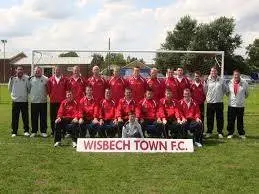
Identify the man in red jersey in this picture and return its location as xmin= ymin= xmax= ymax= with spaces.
xmin=136 ymin=88 xmax=162 ymax=137
xmin=87 ymin=65 xmax=107 ymax=103
xmin=67 ymin=66 xmax=86 ymax=102
xmin=116 ymin=87 xmax=137 ymax=137
xmin=175 ymin=67 xmax=190 ymax=100
xmin=108 ymin=67 xmax=128 ymax=105
xmin=99 ymin=88 xmax=117 ymax=137
xmin=47 ymin=66 xmax=68 ymax=135
xmin=147 ymin=68 xmax=165 ymax=101
xmin=178 ymin=88 xmax=203 ymax=147
xmin=157 ymin=88 xmax=182 ymax=138
xmin=165 ymin=68 xmax=180 ymax=100
xmin=54 ymin=91 xmax=79 ymax=148
xmin=190 ymin=71 xmax=206 ymax=123
xmin=127 ymin=66 xmax=147 ymax=103
xmin=78 ymin=85 xmax=100 ymax=138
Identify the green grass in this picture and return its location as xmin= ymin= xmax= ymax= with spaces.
xmin=0 ymin=85 xmax=259 ymax=193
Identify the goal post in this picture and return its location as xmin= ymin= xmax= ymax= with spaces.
xmin=31 ymin=49 xmax=225 ymax=78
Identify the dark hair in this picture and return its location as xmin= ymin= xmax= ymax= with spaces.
xmin=128 ymin=111 xmax=135 ymax=116
xmin=146 ymin=87 xmax=153 ymax=92
xmin=134 ymin=66 xmax=140 ymax=69
xmin=16 ymin=65 xmax=24 ymax=69
xmin=165 ymin=87 xmax=172 ymax=93
xmin=85 ymin=85 xmax=93 ymax=90
xmin=194 ymin=71 xmax=201 ymax=76
xmin=233 ymin=69 xmax=240 ymax=73
xmin=125 ymin=87 xmax=132 ymax=91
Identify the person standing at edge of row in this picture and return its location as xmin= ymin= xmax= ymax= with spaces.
xmin=108 ymin=67 xmax=128 ymax=105
xmin=165 ymin=68 xmax=180 ymax=101
xmin=226 ymin=69 xmax=249 ymax=139
xmin=68 ymin=66 xmax=86 ymax=103
xmin=47 ymin=66 xmax=68 ymax=136
xmin=8 ymin=65 xmax=30 ymax=137
xmin=147 ymin=68 xmax=165 ymax=102
xmin=175 ymin=67 xmax=190 ymax=100
xmin=128 ymin=66 xmax=147 ymax=103
xmin=88 ymin=65 xmax=107 ymax=103
xmin=205 ymin=66 xmax=227 ymax=139
xmin=190 ymin=71 xmax=206 ymax=123
xmin=29 ymin=66 xmax=48 ymax=138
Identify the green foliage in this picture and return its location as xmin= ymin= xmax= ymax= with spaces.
xmin=155 ymin=16 xmax=246 ymax=74
xmin=105 ymin=53 xmax=127 ymax=67
xmin=91 ymin=53 xmax=105 ymax=69
xmin=246 ymin=39 xmax=259 ymax=71
xmin=59 ymin=51 xmax=79 ymax=57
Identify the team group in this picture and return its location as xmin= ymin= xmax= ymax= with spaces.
xmin=8 ymin=64 xmax=249 ymax=148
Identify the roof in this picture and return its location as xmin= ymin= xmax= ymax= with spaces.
xmin=11 ymin=56 xmax=92 ymax=65
xmin=0 ymin=51 xmax=26 ymax=60
xmin=123 ymin=60 xmax=151 ymax=69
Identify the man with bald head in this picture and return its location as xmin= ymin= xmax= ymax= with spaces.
xmin=147 ymin=68 xmax=165 ymax=101
xmin=87 ymin=65 xmax=107 ymax=103
xmin=67 ymin=65 xmax=87 ymax=102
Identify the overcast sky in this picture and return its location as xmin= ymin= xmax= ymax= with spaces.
xmin=0 ymin=0 xmax=258 ymax=56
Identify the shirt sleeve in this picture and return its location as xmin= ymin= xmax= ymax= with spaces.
xmin=8 ymin=77 xmax=13 ymax=93
xmin=122 ymin=126 xmax=127 ymax=138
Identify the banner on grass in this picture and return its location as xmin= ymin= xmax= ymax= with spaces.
xmin=77 ymin=138 xmax=194 ymax=153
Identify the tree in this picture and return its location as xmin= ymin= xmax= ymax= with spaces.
xmin=59 ymin=51 xmax=79 ymax=57
xmin=126 ymin=56 xmax=145 ymax=64
xmin=155 ymin=16 xmax=246 ymax=74
xmin=105 ymin=53 xmax=126 ymax=67
xmin=246 ymin=39 xmax=259 ymax=71
xmin=91 ymin=53 xmax=105 ymax=69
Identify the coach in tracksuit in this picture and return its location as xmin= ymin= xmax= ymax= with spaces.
xmin=226 ymin=70 xmax=249 ymax=139
xmin=8 ymin=65 xmax=30 ymax=137
xmin=29 ymin=66 xmax=48 ymax=138
xmin=47 ymin=66 xmax=68 ymax=135
xmin=205 ymin=66 xmax=227 ymax=138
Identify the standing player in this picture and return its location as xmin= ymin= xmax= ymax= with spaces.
xmin=204 ymin=66 xmax=227 ymax=138
xmin=108 ymin=67 xmax=128 ymax=105
xmin=175 ymin=67 xmax=190 ymax=100
xmin=128 ymin=66 xmax=147 ymax=103
xmin=226 ymin=69 xmax=249 ymax=139
xmin=78 ymin=85 xmax=100 ymax=138
xmin=165 ymin=68 xmax=180 ymax=100
xmin=54 ymin=90 xmax=79 ymax=148
xmin=136 ymin=88 xmax=162 ymax=137
xmin=29 ymin=66 xmax=48 ymax=138
xmin=67 ymin=66 xmax=86 ymax=102
xmin=8 ymin=65 xmax=30 ymax=137
xmin=116 ymin=88 xmax=137 ymax=137
xmin=87 ymin=65 xmax=107 ymax=103
xmin=47 ymin=66 xmax=68 ymax=135
xmin=190 ymin=71 xmax=206 ymax=123
xmin=99 ymin=88 xmax=117 ymax=137
xmin=157 ymin=88 xmax=182 ymax=138
xmin=178 ymin=89 xmax=203 ymax=147
xmin=147 ymin=68 xmax=165 ymax=101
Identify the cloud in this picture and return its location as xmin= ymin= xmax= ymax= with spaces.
xmin=2 ymin=0 xmax=259 ymax=58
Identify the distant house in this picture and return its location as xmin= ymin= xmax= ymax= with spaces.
xmin=10 ymin=56 xmax=93 ymax=78
xmin=0 ymin=52 xmax=27 ymax=83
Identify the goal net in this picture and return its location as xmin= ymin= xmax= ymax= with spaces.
xmin=31 ymin=50 xmax=224 ymax=79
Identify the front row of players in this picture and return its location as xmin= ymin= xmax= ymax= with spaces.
xmin=54 ymin=86 xmax=203 ymax=148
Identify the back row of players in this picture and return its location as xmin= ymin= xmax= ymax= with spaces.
xmin=8 ymin=65 xmax=249 ymax=148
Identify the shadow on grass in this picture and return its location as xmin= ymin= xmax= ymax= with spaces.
xmin=246 ymin=135 xmax=259 ymax=140
xmin=203 ymin=138 xmax=226 ymax=146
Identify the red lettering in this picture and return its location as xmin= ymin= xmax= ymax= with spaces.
xmin=140 ymin=140 xmax=148 ymax=150
xmin=84 ymin=140 xmax=95 ymax=150
xmin=159 ymin=141 xmax=167 ymax=150
xmin=178 ymin=141 xmax=185 ymax=150
xmin=134 ymin=140 xmax=140 ymax=150
xmin=171 ymin=141 xmax=177 ymax=150
xmin=110 ymin=140 xmax=115 ymax=150
xmin=103 ymin=140 xmax=109 ymax=150
xmin=97 ymin=140 xmax=102 ymax=150
xmin=116 ymin=140 xmax=122 ymax=150
xmin=123 ymin=140 xmax=131 ymax=150
xmin=148 ymin=140 xmax=159 ymax=150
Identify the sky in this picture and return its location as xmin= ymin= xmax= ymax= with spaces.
xmin=0 ymin=0 xmax=258 ymax=57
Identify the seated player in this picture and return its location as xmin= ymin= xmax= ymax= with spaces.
xmin=178 ymin=88 xmax=203 ymax=147
xmin=116 ymin=88 xmax=137 ymax=137
xmin=157 ymin=88 xmax=182 ymax=138
xmin=122 ymin=111 xmax=144 ymax=138
xmin=136 ymin=88 xmax=163 ymax=138
xmin=54 ymin=90 xmax=79 ymax=148
xmin=78 ymin=86 xmax=100 ymax=138
xmin=99 ymin=88 xmax=117 ymax=137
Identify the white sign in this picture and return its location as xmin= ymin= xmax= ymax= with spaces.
xmin=77 ymin=138 xmax=194 ymax=153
